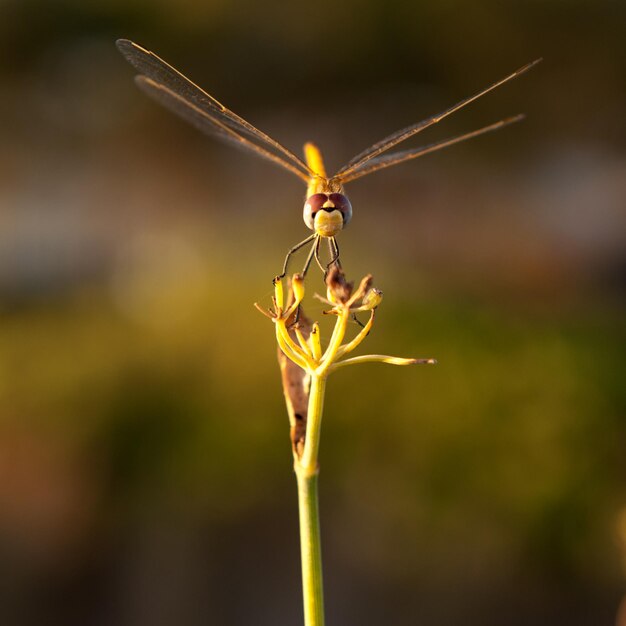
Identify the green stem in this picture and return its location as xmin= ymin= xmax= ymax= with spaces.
xmin=296 ymin=468 xmax=324 ymax=626
xmin=295 ymin=373 xmax=327 ymax=626
xmin=300 ymin=375 xmax=326 ymax=472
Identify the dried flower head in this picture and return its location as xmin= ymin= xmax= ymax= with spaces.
xmin=256 ymin=268 xmax=436 ymax=380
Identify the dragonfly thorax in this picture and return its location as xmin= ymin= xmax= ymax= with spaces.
xmin=303 ymin=192 xmax=353 ymax=238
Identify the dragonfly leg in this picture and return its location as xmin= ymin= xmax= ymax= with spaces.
xmin=288 ymin=239 xmax=319 ymax=328
xmin=314 ymin=237 xmax=327 ymax=274
xmin=351 ymin=313 xmax=365 ymax=328
xmin=275 ymin=233 xmax=317 ymax=281
xmin=327 ymin=237 xmax=341 ymax=271
xmin=319 ymin=236 xmax=342 ymax=281
xmin=301 ymin=237 xmax=319 ymax=277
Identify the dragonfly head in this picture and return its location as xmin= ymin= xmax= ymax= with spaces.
xmin=303 ymin=192 xmax=352 ymax=237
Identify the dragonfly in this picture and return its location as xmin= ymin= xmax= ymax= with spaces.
xmin=117 ymin=39 xmax=540 ymax=279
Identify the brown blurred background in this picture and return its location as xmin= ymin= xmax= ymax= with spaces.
xmin=0 ymin=1 xmax=625 ymax=624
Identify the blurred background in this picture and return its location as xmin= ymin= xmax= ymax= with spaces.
xmin=0 ymin=0 xmax=624 ymax=624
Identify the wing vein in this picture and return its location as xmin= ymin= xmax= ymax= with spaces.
xmin=136 ymin=77 xmax=311 ymax=182
xmin=338 ymin=115 xmax=525 ymax=183
xmin=117 ymin=39 xmax=314 ymax=180
xmin=334 ymin=58 xmax=541 ymax=180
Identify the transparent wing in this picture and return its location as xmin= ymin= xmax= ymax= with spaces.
xmin=117 ymin=39 xmax=314 ymax=182
xmin=338 ymin=114 xmax=524 ymax=183
xmin=334 ymin=58 xmax=541 ymax=180
xmin=135 ymin=76 xmax=313 ymax=182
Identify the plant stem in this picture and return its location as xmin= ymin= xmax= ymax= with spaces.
xmin=300 ymin=375 xmax=326 ymax=472
xmin=295 ymin=373 xmax=327 ymax=626
xmin=296 ymin=468 xmax=324 ymax=626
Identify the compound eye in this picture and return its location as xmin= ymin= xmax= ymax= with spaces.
xmin=329 ymin=193 xmax=353 ymax=226
xmin=303 ymin=193 xmax=328 ymax=230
